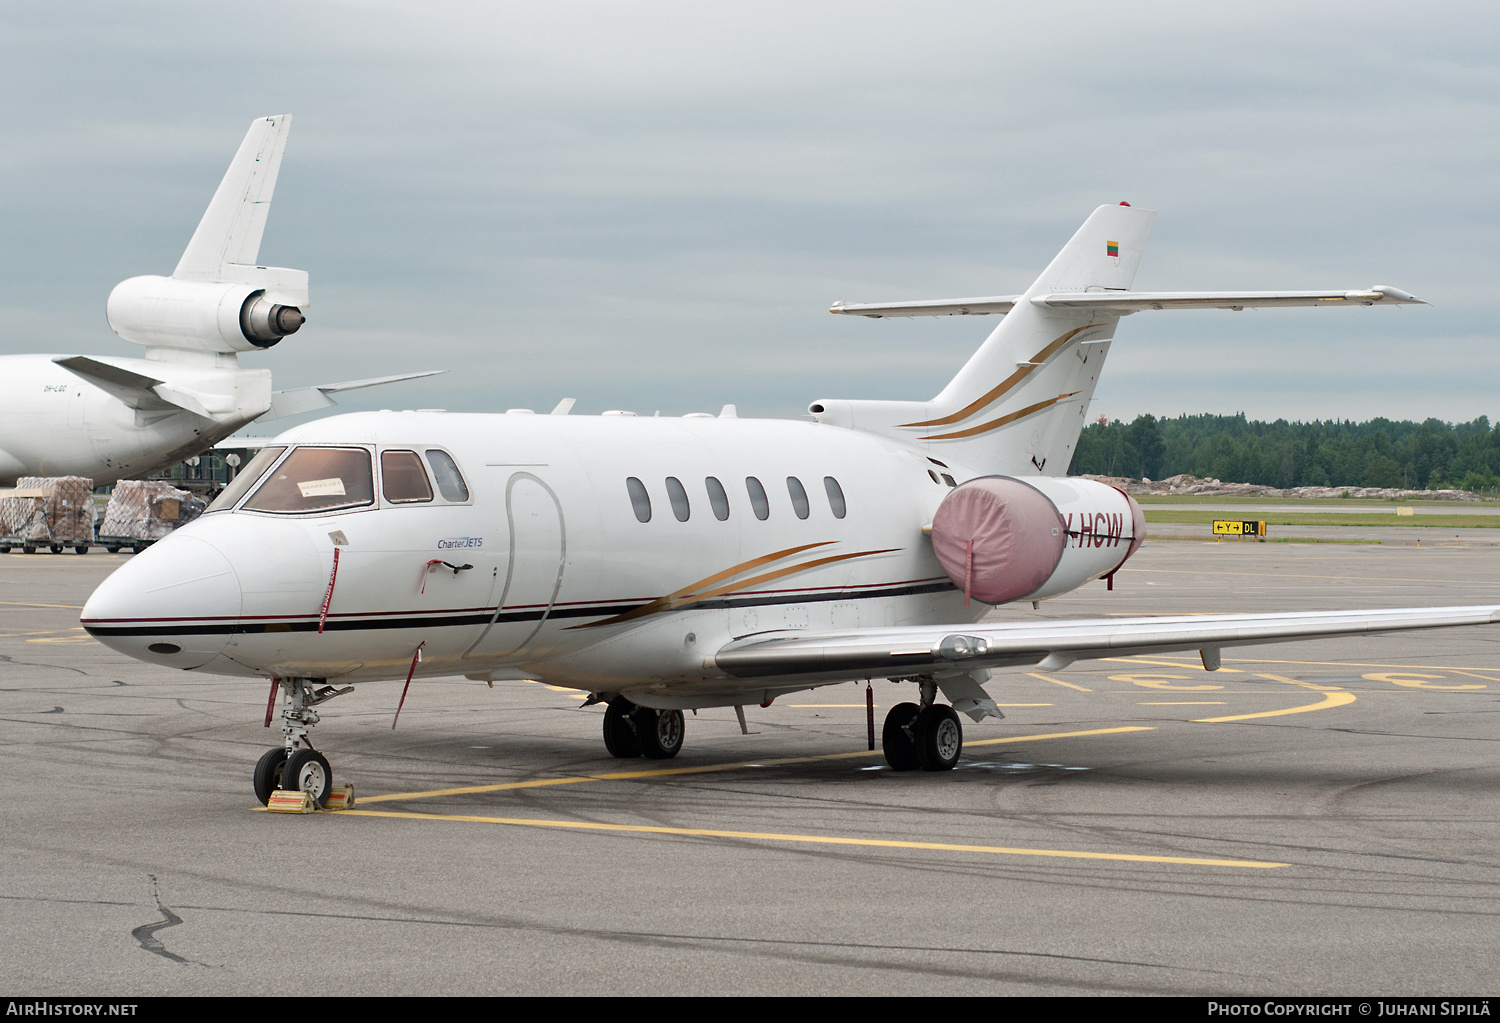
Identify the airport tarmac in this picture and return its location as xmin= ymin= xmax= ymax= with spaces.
xmin=3 ymin=536 xmax=1499 ymax=996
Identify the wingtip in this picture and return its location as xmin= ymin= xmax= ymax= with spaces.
xmin=1371 ymin=285 xmax=1426 ymax=305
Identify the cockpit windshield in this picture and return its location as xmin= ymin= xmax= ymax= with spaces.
xmin=242 ymin=447 xmax=375 ymax=514
xmin=206 ymin=446 xmax=286 ymax=513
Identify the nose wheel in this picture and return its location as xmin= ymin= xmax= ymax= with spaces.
xmin=253 ymin=747 xmax=288 ymax=804
xmin=254 ymin=677 xmax=352 ymax=807
xmin=283 ymin=749 xmax=333 ymax=805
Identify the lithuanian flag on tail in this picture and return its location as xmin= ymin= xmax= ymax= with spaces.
xmin=1106 ymin=240 xmax=1119 ymax=257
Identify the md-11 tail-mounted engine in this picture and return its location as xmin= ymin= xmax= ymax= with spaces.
xmin=929 ymin=476 xmax=1144 ymax=606
xmin=106 ymin=271 xmax=308 ymax=354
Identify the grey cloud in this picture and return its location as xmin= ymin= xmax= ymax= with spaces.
xmin=0 ymin=0 xmax=1495 ymax=427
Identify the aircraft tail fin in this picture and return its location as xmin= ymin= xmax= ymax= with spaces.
xmin=810 ymin=204 xmax=1156 ymax=476
xmin=173 ymin=115 xmax=292 ymax=281
xmin=1020 ymin=202 xmax=1154 ymax=296
xmin=107 ymin=116 xmax=308 ymax=355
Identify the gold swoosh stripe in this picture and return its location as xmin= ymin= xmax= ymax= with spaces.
xmin=898 ymin=325 xmax=1096 ymax=428
xmin=665 ymin=548 xmax=901 ymax=609
xmin=574 ymin=547 xmax=900 ymax=629
xmin=921 ymin=391 xmax=1079 ymax=441
xmin=570 ymin=541 xmax=834 ymax=630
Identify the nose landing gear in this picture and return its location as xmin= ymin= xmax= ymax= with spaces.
xmin=254 ymin=677 xmax=352 ymax=807
xmin=881 ymin=676 xmax=963 ymax=771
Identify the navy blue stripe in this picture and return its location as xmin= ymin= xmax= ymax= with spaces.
xmin=83 ymin=580 xmax=957 ymax=639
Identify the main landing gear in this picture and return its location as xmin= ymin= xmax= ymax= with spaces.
xmin=601 ymin=696 xmax=684 ymax=760
xmin=881 ymin=676 xmax=963 ymax=772
xmin=254 ymin=677 xmax=352 ymax=806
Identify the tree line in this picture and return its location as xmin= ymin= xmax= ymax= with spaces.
xmin=1068 ymin=414 xmax=1500 ymax=492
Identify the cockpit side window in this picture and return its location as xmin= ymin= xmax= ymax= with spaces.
xmin=425 ymin=450 xmax=470 ymax=502
xmin=381 ymin=450 xmax=434 ymax=504
xmin=206 ymin=446 xmax=286 ymax=513
xmin=243 ymin=447 xmax=375 ymax=514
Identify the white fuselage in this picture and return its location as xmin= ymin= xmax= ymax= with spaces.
xmin=0 ymin=352 xmax=269 ymax=485
xmin=80 ymin=411 xmax=1138 ymax=704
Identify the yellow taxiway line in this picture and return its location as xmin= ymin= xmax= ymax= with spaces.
xmin=963 ymin=725 xmax=1153 ymax=749
xmin=359 ymin=725 xmax=1157 ymax=804
xmin=329 ymin=808 xmax=1288 ymax=869
xmin=1193 ymin=690 xmax=1356 ymax=723
xmin=0 ymin=600 xmax=85 ymax=610
xmin=1026 ymin=672 xmax=1092 ymax=691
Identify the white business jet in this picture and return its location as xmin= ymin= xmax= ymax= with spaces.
xmin=81 ymin=201 xmax=1494 ymax=807
xmin=0 ymin=115 xmax=438 ymax=487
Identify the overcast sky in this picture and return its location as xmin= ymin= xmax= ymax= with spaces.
xmin=2 ymin=1 xmax=1496 ymax=432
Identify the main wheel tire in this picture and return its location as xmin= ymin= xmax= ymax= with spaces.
xmin=253 ymin=747 xmax=289 ymax=805
xmin=639 ymin=708 xmax=684 ymax=760
xmin=282 ymin=748 xmax=333 ymax=807
xmin=915 ymin=705 xmax=963 ymax=772
xmin=602 ymin=697 xmax=643 ymax=758
xmin=881 ymin=702 xmax=923 ymax=771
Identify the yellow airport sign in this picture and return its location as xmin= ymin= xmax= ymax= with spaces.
xmin=1213 ymin=520 xmax=1266 ymax=536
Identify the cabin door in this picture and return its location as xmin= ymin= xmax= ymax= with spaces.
xmin=464 ymin=472 xmax=566 ymax=660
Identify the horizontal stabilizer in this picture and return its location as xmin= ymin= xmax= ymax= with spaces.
xmin=830 ymin=296 xmax=1021 ymax=318
xmin=716 ymin=605 xmax=1498 ymax=681
xmin=264 ymin=370 xmax=445 ymax=420
xmin=829 ymin=285 xmax=1423 ymax=318
xmin=1033 ymin=285 xmax=1425 ymax=312
xmin=52 ymin=356 xmax=212 ymax=419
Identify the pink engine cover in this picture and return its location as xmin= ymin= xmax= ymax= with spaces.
xmin=930 ymin=477 xmax=1067 ymax=606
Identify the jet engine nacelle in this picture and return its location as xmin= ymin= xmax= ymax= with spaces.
xmin=929 ymin=475 xmax=1144 ymax=606
xmin=107 ymin=275 xmax=306 ymax=354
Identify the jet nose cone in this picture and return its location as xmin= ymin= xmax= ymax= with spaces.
xmin=82 ymin=534 xmax=243 ymax=669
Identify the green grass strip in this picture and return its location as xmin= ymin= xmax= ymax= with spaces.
xmin=1144 ymin=510 xmax=1500 ymax=529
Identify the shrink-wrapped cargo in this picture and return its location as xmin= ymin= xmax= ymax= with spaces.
xmin=0 ymin=491 xmax=51 ymax=542
xmin=100 ymin=481 xmax=206 ymax=542
xmin=3 ymin=477 xmax=95 ymax=545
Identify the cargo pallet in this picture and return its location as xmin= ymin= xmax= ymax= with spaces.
xmin=97 ymin=535 xmax=155 ymax=554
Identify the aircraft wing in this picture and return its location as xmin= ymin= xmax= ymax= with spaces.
xmin=828 ymin=286 xmax=1423 ymax=317
xmin=263 ymin=370 xmax=446 ymax=420
xmin=714 ymin=605 xmax=1499 ymax=682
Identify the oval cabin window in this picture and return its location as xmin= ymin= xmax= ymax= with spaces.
xmin=745 ymin=477 xmax=770 ymax=520
xmin=786 ymin=476 xmax=810 ymax=519
xmin=626 ymin=477 xmax=652 ymax=522
xmin=705 ymin=477 xmax=730 ymax=520
xmin=665 ymin=477 xmax=691 ymax=521
xmin=824 ymin=476 xmax=846 ymax=519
